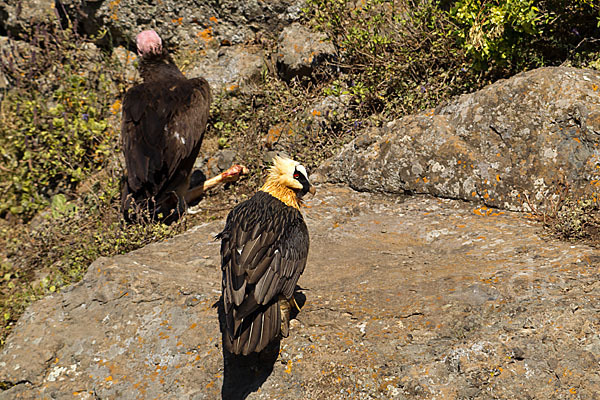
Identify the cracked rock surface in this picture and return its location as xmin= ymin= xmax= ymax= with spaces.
xmin=318 ymin=67 xmax=600 ymax=212
xmin=1 ymin=185 xmax=599 ymax=399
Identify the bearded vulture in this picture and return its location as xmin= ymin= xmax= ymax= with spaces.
xmin=217 ymin=156 xmax=316 ymax=355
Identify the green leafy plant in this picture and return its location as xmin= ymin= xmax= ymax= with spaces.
xmin=306 ymin=0 xmax=477 ymax=118
xmin=450 ymin=0 xmax=541 ymax=69
xmin=0 ymin=22 xmax=116 ymax=221
xmin=449 ymin=0 xmax=600 ymax=72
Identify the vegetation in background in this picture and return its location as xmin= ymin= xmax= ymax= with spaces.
xmin=448 ymin=0 xmax=600 ymax=72
xmin=306 ymin=0 xmax=477 ymax=118
xmin=0 ymin=24 xmax=116 ymax=221
xmin=305 ymin=0 xmax=600 ymax=118
xmin=0 ymin=19 xmax=188 ymax=346
xmin=1 ymin=0 xmax=600 ymax=346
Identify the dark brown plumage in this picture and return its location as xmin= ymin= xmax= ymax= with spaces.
xmin=121 ymin=30 xmax=211 ymax=222
xmin=218 ymin=157 xmax=315 ymax=355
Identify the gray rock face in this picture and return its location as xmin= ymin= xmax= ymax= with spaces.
xmin=55 ymin=0 xmax=306 ymax=48
xmin=318 ymin=67 xmax=600 ymax=211
xmin=1 ymin=185 xmax=599 ymax=399
xmin=276 ymin=22 xmax=336 ymax=82
xmin=188 ymin=44 xmax=265 ymax=93
xmin=0 ymin=0 xmax=55 ymax=36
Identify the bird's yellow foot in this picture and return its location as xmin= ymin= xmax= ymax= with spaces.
xmin=279 ymin=296 xmax=291 ymax=338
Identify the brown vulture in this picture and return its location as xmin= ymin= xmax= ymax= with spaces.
xmin=217 ymin=157 xmax=316 ymax=355
xmin=121 ymin=29 xmax=246 ymax=222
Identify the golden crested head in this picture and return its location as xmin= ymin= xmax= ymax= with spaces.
xmin=260 ymin=156 xmax=315 ymax=209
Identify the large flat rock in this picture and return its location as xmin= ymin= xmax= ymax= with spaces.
xmin=318 ymin=67 xmax=600 ymax=212
xmin=1 ymin=185 xmax=599 ymax=399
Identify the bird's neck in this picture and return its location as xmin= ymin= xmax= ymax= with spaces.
xmin=260 ymin=180 xmax=301 ymax=210
xmin=139 ymin=52 xmax=185 ymax=82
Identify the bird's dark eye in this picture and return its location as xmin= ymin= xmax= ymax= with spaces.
xmin=293 ymin=173 xmax=300 ymax=179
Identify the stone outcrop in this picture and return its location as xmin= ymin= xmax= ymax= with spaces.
xmin=1 ymin=185 xmax=599 ymax=399
xmin=187 ymin=44 xmax=265 ymax=94
xmin=56 ymin=0 xmax=304 ymax=48
xmin=276 ymin=22 xmax=336 ymax=82
xmin=317 ymin=67 xmax=600 ymax=211
xmin=0 ymin=0 xmax=55 ymax=37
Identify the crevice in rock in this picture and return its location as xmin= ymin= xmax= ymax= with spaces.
xmin=0 ymin=379 xmax=33 ymax=390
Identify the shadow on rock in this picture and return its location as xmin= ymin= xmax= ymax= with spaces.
xmin=217 ymin=298 xmax=280 ymax=400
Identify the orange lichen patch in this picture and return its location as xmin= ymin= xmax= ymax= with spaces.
xmin=189 ymin=323 xmax=197 ymax=329
xmin=456 ymin=224 xmax=466 ymax=228
xmin=573 ymin=137 xmax=581 ymax=143
xmin=206 ymin=381 xmax=216 ymax=388
xmin=422 ymin=177 xmax=429 ymax=183
xmin=172 ymin=17 xmax=183 ymax=25
xmin=284 ymin=360 xmax=293 ymax=374
xmin=593 ymin=84 xmax=598 ymax=91
xmin=158 ymin=332 xmax=170 ymax=339
xmin=197 ymin=27 xmax=213 ymax=42
xmin=473 ymin=207 xmax=486 ymax=216
xmin=105 ymin=375 xmax=113 ymax=382
xmin=332 ymin=222 xmax=339 ymax=228
xmin=227 ymin=84 xmax=238 ymax=92
xmin=311 ymin=109 xmax=321 ymax=116
xmin=110 ymin=99 xmax=122 ymax=114
xmin=570 ymin=388 xmax=577 ymax=394
xmin=472 ymin=191 xmax=477 ymax=197
xmin=496 ymin=174 xmax=501 ymax=182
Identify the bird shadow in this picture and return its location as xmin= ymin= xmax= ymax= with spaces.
xmin=217 ymin=298 xmax=280 ymax=400
xmin=216 ymin=289 xmax=307 ymax=400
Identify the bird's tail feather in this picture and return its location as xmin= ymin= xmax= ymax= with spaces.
xmin=224 ymin=301 xmax=281 ymax=355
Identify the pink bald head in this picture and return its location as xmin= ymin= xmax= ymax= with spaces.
xmin=136 ymin=30 xmax=162 ymax=56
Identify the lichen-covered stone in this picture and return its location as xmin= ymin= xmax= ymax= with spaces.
xmin=276 ymin=22 xmax=336 ymax=82
xmin=187 ymin=44 xmax=265 ymax=94
xmin=0 ymin=0 xmax=55 ymax=37
xmin=55 ymin=0 xmax=305 ymax=49
xmin=1 ymin=185 xmax=599 ymax=399
xmin=318 ymin=67 xmax=600 ymax=211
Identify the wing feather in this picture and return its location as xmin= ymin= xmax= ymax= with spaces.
xmin=121 ymin=77 xmax=210 ymax=209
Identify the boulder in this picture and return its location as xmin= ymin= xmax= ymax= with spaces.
xmin=276 ymin=22 xmax=336 ymax=82
xmin=317 ymin=67 xmax=600 ymax=211
xmin=1 ymin=185 xmax=599 ymax=398
xmin=187 ymin=44 xmax=265 ymax=94
xmin=0 ymin=0 xmax=55 ymax=37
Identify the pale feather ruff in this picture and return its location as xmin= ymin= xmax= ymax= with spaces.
xmin=260 ymin=156 xmax=307 ymax=209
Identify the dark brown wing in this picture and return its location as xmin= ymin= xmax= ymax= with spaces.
xmin=121 ymin=77 xmax=211 ymax=205
xmin=218 ymin=191 xmax=309 ymax=355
